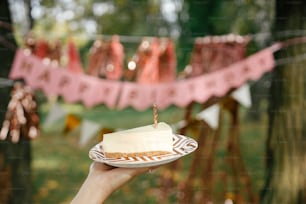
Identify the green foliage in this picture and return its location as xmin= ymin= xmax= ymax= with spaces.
xmin=16 ymin=0 xmax=274 ymax=72
xmin=176 ymin=0 xmax=274 ymax=70
xmin=31 ymin=0 xmax=165 ymax=40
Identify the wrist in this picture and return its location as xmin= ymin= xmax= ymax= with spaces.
xmin=71 ymin=172 xmax=109 ymax=204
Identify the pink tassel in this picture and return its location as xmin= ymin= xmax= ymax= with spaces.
xmin=67 ymin=40 xmax=84 ymax=74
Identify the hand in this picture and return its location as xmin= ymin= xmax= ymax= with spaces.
xmin=71 ymin=162 xmax=150 ymax=204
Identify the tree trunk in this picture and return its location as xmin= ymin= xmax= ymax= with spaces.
xmin=0 ymin=1 xmax=32 ymax=203
xmin=261 ymin=0 xmax=306 ymax=203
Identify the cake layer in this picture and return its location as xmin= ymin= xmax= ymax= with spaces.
xmin=101 ymin=122 xmax=173 ymax=157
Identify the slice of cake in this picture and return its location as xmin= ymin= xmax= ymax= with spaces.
xmin=101 ymin=122 xmax=174 ymax=158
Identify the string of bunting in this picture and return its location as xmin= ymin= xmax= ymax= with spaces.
xmin=8 ymin=45 xmax=275 ymax=110
xmin=8 ymin=34 xmax=306 ymax=112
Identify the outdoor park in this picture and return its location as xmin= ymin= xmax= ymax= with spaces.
xmin=0 ymin=0 xmax=306 ymax=203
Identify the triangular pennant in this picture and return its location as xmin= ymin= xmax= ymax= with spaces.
xmin=79 ymin=120 xmax=101 ymax=147
xmin=231 ymin=84 xmax=252 ymax=108
xmin=63 ymin=114 xmax=81 ymax=134
xmin=196 ymin=104 xmax=220 ymax=129
xmin=171 ymin=120 xmax=187 ymax=133
xmin=44 ymin=103 xmax=66 ymax=126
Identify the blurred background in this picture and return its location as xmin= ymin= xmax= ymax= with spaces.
xmin=1 ymin=0 xmax=306 ymax=203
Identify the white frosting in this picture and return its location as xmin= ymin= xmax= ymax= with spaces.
xmin=101 ymin=122 xmax=173 ymax=153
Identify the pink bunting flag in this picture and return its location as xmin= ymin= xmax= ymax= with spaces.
xmin=245 ymin=47 xmax=275 ymax=80
xmin=57 ymin=71 xmax=82 ymax=103
xmin=48 ymin=70 xmax=97 ymax=104
xmin=9 ymin=49 xmax=38 ymax=81
xmin=23 ymin=61 xmax=53 ymax=95
xmin=83 ymin=77 xmax=122 ymax=108
xmin=188 ymin=75 xmax=209 ymax=103
xmin=76 ymin=75 xmax=99 ymax=107
xmin=117 ymin=82 xmax=157 ymax=110
xmin=156 ymin=80 xmax=193 ymax=109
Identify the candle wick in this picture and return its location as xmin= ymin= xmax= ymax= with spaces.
xmin=153 ymin=103 xmax=158 ymax=128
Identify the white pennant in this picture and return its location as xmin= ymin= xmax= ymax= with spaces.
xmin=171 ymin=120 xmax=187 ymax=133
xmin=79 ymin=120 xmax=101 ymax=147
xmin=196 ymin=104 xmax=220 ymax=129
xmin=231 ymin=84 xmax=252 ymax=108
xmin=44 ymin=103 xmax=67 ymax=126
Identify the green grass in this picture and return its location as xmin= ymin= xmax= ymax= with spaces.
xmin=31 ymin=103 xmax=268 ymax=203
xmin=32 ymin=131 xmax=91 ymax=203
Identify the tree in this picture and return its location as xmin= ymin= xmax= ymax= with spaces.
xmin=261 ymin=0 xmax=306 ymax=203
xmin=0 ymin=0 xmax=32 ymax=203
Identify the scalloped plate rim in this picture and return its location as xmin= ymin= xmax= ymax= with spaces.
xmin=88 ymin=134 xmax=198 ymax=168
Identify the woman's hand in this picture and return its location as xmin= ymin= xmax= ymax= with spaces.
xmin=71 ymin=162 xmax=149 ymax=204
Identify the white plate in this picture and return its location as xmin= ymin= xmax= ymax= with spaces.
xmin=89 ymin=134 xmax=198 ymax=168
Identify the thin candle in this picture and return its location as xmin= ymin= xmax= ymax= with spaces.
xmin=153 ymin=103 xmax=158 ymax=128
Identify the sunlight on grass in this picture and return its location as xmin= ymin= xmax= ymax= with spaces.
xmin=33 ymin=158 xmax=61 ymax=170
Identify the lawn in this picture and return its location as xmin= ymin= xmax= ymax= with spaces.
xmin=31 ymin=102 xmax=267 ymax=203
